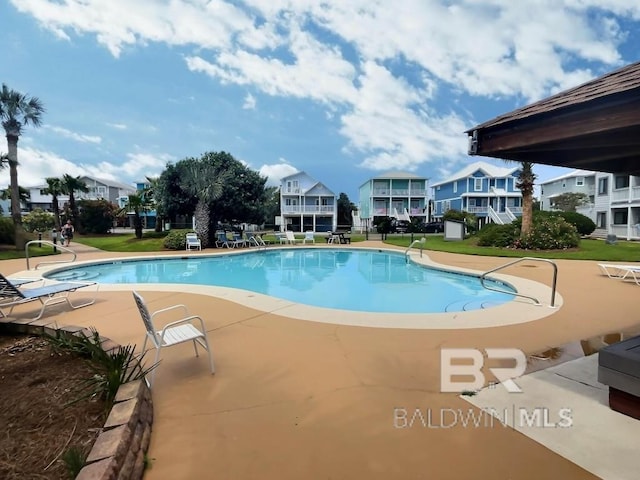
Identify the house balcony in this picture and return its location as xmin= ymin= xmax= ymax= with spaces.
xmin=409 ymin=208 xmax=426 ymax=215
xmin=282 ymin=206 xmax=335 ymax=214
xmin=409 ymin=189 xmax=427 ymax=196
xmin=463 ymin=206 xmax=489 ymax=215
xmin=373 ymin=208 xmax=389 ymax=215
xmin=610 ymin=224 xmax=640 ymax=240
xmin=611 ymin=187 xmax=640 ymax=203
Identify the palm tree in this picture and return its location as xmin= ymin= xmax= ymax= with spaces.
xmin=123 ymin=193 xmax=146 ymax=239
xmin=44 ymin=177 xmax=64 ymax=231
xmin=143 ymin=176 xmax=163 ymax=232
xmin=181 ymin=159 xmax=228 ymax=247
xmin=515 ymin=161 xmax=536 ymax=237
xmin=0 ymin=185 xmax=31 ymax=205
xmin=0 ymin=83 xmax=45 ymax=249
xmin=61 ymin=174 xmax=89 ymax=224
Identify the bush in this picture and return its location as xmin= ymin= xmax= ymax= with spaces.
xmin=0 ymin=217 xmax=15 ymax=245
xmin=514 ymin=216 xmax=580 ymax=250
xmin=78 ymin=199 xmax=117 ymax=234
xmin=443 ymin=209 xmax=478 ymax=233
xmin=476 ymin=223 xmax=519 ymax=247
xmin=23 ymin=208 xmax=55 ymax=233
xmin=555 ymin=211 xmax=596 ymax=236
xmin=162 ymin=229 xmax=192 ymax=250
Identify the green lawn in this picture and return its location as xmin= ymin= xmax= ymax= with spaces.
xmin=3 ymin=232 xmax=638 ymax=263
xmin=384 ymin=234 xmax=640 ymax=261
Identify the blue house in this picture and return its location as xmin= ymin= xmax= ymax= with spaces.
xmin=431 ymin=161 xmax=522 ymax=226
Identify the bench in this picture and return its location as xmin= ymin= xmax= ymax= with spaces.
xmin=598 ymin=335 xmax=640 ymax=419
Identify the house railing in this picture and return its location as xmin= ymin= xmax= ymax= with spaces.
xmin=611 ymin=187 xmax=640 ymax=202
xmin=282 ymin=206 xmax=335 ymax=214
xmin=504 ymin=207 xmax=517 ymax=222
xmin=610 ymin=224 xmax=640 ymax=240
xmin=464 ymin=206 xmax=488 ymax=214
xmin=487 ymin=205 xmax=502 ymax=224
xmin=508 ymin=207 xmax=522 ymax=214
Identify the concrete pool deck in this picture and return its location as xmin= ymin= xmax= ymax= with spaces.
xmin=2 ymin=241 xmax=639 ymax=479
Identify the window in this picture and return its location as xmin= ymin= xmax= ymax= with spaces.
xmin=598 ymin=177 xmax=608 ymax=195
xmin=443 ymin=200 xmax=451 ymax=212
xmin=474 ymin=178 xmax=482 ymax=191
xmin=614 ymin=175 xmax=630 ymax=189
xmin=540 ymin=186 xmax=544 ymax=195
xmin=576 ymin=176 xmax=584 ymax=186
xmin=596 ymin=212 xmax=607 ymax=229
xmin=453 ymin=181 xmax=457 ymax=194
xmin=613 ymin=210 xmax=628 ymax=225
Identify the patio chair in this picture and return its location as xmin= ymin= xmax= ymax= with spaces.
xmin=232 ymin=232 xmax=247 ymax=248
xmin=225 ymin=232 xmax=245 ymax=248
xmin=274 ymin=232 xmax=288 ymax=245
xmin=0 ymin=273 xmax=97 ymax=320
xmin=133 ymin=291 xmax=215 ymax=387
xmin=285 ymin=231 xmax=301 ymax=244
xmin=597 ymin=263 xmax=640 ymax=279
xmin=247 ymin=233 xmax=269 ymax=247
xmin=185 ymin=232 xmax=202 ymax=251
xmin=303 ymin=231 xmax=315 ymax=244
xmin=215 ymin=231 xmax=230 ymax=248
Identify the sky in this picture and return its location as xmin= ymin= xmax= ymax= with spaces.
xmin=1 ymin=0 xmax=640 ymax=203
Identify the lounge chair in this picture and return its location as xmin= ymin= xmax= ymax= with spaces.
xmin=275 ymin=232 xmax=288 ymax=245
xmin=225 ymin=232 xmax=245 ymax=248
xmin=185 ymin=232 xmax=202 ymax=251
xmin=247 ymin=233 xmax=269 ymax=247
xmin=215 ymin=231 xmax=230 ymax=248
xmin=597 ymin=263 xmax=640 ymax=279
xmin=0 ymin=273 xmax=97 ymax=320
xmin=303 ymin=231 xmax=315 ymax=244
xmin=133 ymin=291 xmax=215 ymax=386
xmin=285 ymin=231 xmax=301 ymax=244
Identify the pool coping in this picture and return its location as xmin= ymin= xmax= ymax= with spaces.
xmin=16 ymin=246 xmax=562 ymax=330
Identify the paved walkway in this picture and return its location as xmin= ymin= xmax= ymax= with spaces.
xmin=2 ymin=243 xmax=639 ymax=479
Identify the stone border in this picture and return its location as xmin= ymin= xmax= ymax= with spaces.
xmin=0 ymin=318 xmax=153 ymax=480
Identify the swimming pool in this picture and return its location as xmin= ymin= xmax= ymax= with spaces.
xmin=45 ymin=248 xmax=515 ymax=314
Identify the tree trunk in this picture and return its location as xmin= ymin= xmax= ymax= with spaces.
xmin=7 ymin=134 xmax=26 ymax=250
xmin=51 ymin=193 xmax=61 ymax=230
xmin=134 ymin=212 xmax=143 ymax=239
xmin=521 ymin=191 xmax=533 ymax=236
xmin=194 ymin=201 xmax=210 ymax=247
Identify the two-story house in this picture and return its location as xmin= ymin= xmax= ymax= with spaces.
xmin=358 ymin=172 xmax=429 ymax=226
xmin=539 ymin=170 xmax=596 ymax=221
xmin=280 ymin=171 xmax=337 ymax=232
xmin=594 ymin=173 xmax=640 ymax=240
xmin=431 ymin=161 xmax=522 ymax=227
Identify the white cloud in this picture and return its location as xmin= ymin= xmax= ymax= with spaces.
xmin=9 ymin=0 xmax=640 ymax=175
xmin=106 ymin=122 xmax=127 ymax=130
xmin=258 ymin=161 xmax=299 ymax=186
xmin=242 ymin=93 xmax=256 ymax=110
xmin=0 ymin=147 xmax=86 ymax=188
xmin=46 ymin=125 xmax=101 ymax=144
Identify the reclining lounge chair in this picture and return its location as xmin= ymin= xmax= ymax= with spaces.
xmin=0 ymin=273 xmax=98 ymax=320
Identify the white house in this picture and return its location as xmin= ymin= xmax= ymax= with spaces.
xmin=593 ymin=173 xmax=640 ymax=240
xmin=279 ymin=171 xmax=337 ymax=232
xmin=539 ymin=169 xmax=596 ymax=221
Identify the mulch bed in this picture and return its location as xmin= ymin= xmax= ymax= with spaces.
xmin=0 ymin=334 xmax=107 ymax=479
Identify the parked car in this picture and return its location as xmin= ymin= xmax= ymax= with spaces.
xmin=422 ymin=221 xmax=444 ymax=233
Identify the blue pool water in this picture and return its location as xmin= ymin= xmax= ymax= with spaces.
xmin=45 ymin=249 xmax=515 ymax=313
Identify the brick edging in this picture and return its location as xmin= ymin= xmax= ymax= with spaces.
xmin=0 ymin=320 xmax=153 ymax=480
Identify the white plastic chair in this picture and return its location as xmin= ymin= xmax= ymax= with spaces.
xmin=133 ymin=291 xmax=215 ymax=386
xmin=185 ymin=232 xmax=202 ymax=251
xmin=303 ymin=231 xmax=315 ymax=244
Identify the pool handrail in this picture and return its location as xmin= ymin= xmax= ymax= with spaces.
xmin=405 ymin=237 xmax=426 ymax=262
xmin=25 ymin=240 xmax=77 ymax=271
xmin=479 ymin=257 xmax=558 ymax=308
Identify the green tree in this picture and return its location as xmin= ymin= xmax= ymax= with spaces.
xmin=22 ymin=208 xmax=54 ymax=233
xmin=551 ymin=192 xmax=588 ymax=212
xmin=122 ymin=193 xmax=147 ymax=239
xmin=261 ymin=186 xmax=280 ymax=229
xmin=180 ymin=157 xmax=229 ymax=247
xmin=0 ymin=83 xmax=45 ymax=249
xmin=78 ymin=199 xmax=116 ymax=234
xmin=0 ymin=185 xmax=30 ymax=205
xmin=336 ymin=193 xmax=355 ymax=227
xmin=44 ymin=177 xmax=64 ymax=231
xmin=143 ymin=176 xmax=163 ymax=232
xmin=156 ymin=162 xmax=198 ymax=223
xmin=61 ymin=174 xmax=89 ymax=226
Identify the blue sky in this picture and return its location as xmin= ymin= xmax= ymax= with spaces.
xmin=2 ymin=1 xmax=640 ymax=202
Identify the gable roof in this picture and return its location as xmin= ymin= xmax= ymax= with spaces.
xmin=539 ymin=169 xmax=596 ymax=186
xmin=431 ymin=161 xmax=518 ymax=187
xmin=81 ymin=176 xmax=136 ymax=191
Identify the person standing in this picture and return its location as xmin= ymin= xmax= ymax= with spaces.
xmin=62 ymin=220 xmax=74 ymax=246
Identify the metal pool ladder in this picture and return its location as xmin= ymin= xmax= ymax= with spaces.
xmin=405 ymin=237 xmax=426 ymax=262
xmin=479 ymin=257 xmax=558 ymax=307
xmin=25 ymin=240 xmax=77 ymax=270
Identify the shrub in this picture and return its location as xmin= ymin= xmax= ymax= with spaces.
xmin=443 ymin=209 xmax=478 ymax=233
xmin=78 ymin=199 xmax=117 ymax=234
xmin=555 ymin=211 xmax=596 ymax=236
xmin=162 ymin=229 xmax=192 ymax=250
xmin=514 ymin=216 xmax=580 ymax=250
xmin=476 ymin=223 xmax=519 ymax=247
xmin=23 ymin=208 xmax=55 ymax=233
xmin=0 ymin=217 xmax=15 ymax=245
